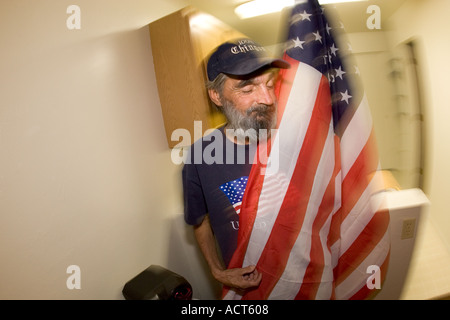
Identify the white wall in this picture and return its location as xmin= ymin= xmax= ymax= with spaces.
xmin=0 ymin=0 xmax=189 ymax=299
xmin=386 ymin=0 xmax=450 ymax=250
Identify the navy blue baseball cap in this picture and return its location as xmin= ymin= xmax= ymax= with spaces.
xmin=206 ymin=38 xmax=290 ymax=81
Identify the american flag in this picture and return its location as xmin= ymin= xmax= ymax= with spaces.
xmin=220 ymin=176 xmax=249 ymax=214
xmin=224 ymin=0 xmax=390 ymax=300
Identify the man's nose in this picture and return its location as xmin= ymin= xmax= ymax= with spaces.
xmin=256 ymin=85 xmax=275 ymax=106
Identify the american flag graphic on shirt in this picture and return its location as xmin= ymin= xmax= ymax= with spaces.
xmin=220 ymin=176 xmax=249 ymax=214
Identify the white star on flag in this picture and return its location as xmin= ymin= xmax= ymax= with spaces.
xmin=335 ymin=66 xmax=346 ymax=80
xmin=340 ymin=89 xmax=352 ymax=104
xmin=299 ymin=10 xmax=312 ymax=21
xmin=293 ymin=37 xmax=305 ymax=49
xmin=313 ymin=30 xmax=322 ymax=43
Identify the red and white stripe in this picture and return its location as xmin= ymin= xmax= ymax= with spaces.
xmin=234 ymin=202 xmax=242 ymax=215
xmin=223 ymin=54 xmax=390 ymax=300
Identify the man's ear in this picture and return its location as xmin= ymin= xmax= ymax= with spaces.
xmin=208 ymin=89 xmax=223 ymax=107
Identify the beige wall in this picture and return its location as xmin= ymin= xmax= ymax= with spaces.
xmin=0 ymin=0 xmax=188 ymax=299
xmin=346 ymin=31 xmax=402 ymax=182
xmin=386 ymin=0 xmax=450 ymax=250
xmin=347 ymin=28 xmax=425 ymax=190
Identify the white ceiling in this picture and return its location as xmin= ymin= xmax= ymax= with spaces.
xmin=186 ymin=0 xmax=408 ymax=46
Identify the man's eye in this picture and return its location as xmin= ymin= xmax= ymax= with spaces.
xmin=241 ymin=86 xmax=253 ymax=93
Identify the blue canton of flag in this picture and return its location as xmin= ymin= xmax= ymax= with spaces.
xmin=285 ymin=1 xmax=363 ymax=135
xmin=220 ymin=176 xmax=249 ymax=214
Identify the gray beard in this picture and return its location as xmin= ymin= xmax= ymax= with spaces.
xmin=221 ymin=98 xmax=277 ymax=143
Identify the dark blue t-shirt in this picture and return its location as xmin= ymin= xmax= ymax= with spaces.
xmin=182 ymin=126 xmax=256 ymax=267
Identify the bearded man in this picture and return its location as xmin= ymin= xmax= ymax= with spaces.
xmin=182 ymin=38 xmax=290 ymax=293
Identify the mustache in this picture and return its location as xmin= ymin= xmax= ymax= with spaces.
xmin=246 ymin=104 xmax=273 ymax=116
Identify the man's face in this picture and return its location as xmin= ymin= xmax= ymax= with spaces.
xmin=213 ymin=70 xmax=278 ymax=142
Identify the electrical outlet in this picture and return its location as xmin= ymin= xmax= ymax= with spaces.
xmin=401 ymin=218 xmax=416 ymax=240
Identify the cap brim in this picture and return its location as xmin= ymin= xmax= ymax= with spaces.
xmin=223 ymin=57 xmax=291 ymax=78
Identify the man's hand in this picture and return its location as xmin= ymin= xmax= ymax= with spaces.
xmin=192 ymin=217 xmax=262 ymax=292
xmin=213 ymin=265 xmax=262 ymax=291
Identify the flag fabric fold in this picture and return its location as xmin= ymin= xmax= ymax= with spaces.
xmin=223 ymin=0 xmax=390 ymax=300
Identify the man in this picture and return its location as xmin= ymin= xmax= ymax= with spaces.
xmin=182 ymin=38 xmax=290 ymax=293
